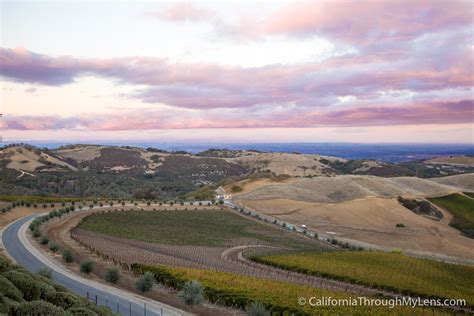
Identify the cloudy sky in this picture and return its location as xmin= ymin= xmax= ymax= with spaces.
xmin=0 ymin=0 xmax=473 ymax=143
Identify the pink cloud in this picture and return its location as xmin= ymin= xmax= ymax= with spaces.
xmin=3 ymin=100 xmax=472 ymax=131
xmin=1 ymin=46 xmax=472 ymax=111
xmin=147 ymin=2 xmax=215 ymax=22
xmin=258 ymin=0 xmax=473 ymax=46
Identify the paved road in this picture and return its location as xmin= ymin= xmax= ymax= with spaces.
xmin=1 ymin=214 xmax=186 ymax=316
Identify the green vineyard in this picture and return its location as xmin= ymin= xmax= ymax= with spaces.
xmin=132 ymin=264 xmax=446 ymax=315
xmin=428 ymin=193 xmax=474 ymax=238
xmin=252 ymin=251 xmax=474 ymax=306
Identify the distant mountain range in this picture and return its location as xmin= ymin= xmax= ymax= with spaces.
xmin=0 ymin=143 xmax=472 ymax=199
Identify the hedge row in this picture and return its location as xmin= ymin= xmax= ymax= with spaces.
xmin=0 ymin=256 xmax=116 ymax=315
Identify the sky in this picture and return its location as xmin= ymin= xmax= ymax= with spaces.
xmin=0 ymin=0 xmax=473 ymax=143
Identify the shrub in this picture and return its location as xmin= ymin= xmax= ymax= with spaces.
xmin=0 ymin=295 xmax=21 ymax=314
xmin=35 ymin=279 xmax=56 ymax=300
xmin=2 ymin=270 xmax=41 ymax=301
xmin=0 ymin=259 xmax=10 ymax=273
xmin=178 ymin=280 xmax=204 ymax=305
xmin=32 ymin=228 xmax=42 ymax=238
xmin=247 ymin=301 xmax=270 ymax=316
xmin=16 ymin=300 xmax=65 ymax=316
xmin=37 ymin=268 xmax=53 ymax=279
xmin=104 ymin=268 xmax=120 ymax=284
xmin=0 ymin=275 xmax=24 ymax=302
xmin=230 ymin=185 xmax=243 ymax=193
xmin=48 ymin=242 xmax=59 ymax=252
xmin=135 ymin=272 xmax=154 ymax=292
xmin=79 ymin=261 xmax=94 ymax=274
xmin=62 ymin=250 xmax=74 ymax=263
xmin=40 ymin=236 xmax=49 ymax=245
xmin=396 ymin=223 xmax=406 ymax=228
xmin=67 ymin=306 xmax=98 ymax=316
xmin=45 ymin=291 xmax=85 ymax=309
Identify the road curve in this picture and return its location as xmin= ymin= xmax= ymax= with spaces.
xmin=1 ymin=214 xmax=187 ymax=316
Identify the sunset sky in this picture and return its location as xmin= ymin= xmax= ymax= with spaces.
xmin=1 ymin=0 xmax=473 ymax=143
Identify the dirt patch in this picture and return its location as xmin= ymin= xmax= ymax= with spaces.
xmin=238 ymin=198 xmax=474 ymax=260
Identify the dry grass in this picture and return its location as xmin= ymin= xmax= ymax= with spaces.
xmin=429 ymin=173 xmax=474 ymax=192
xmin=427 ymin=156 xmax=474 ymax=167
xmin=234 ymin=174 xmax=471 ymax=203
xmin=239 ymin=197 xmax=474 ymax=260
xmin=54 ymin=145 xmax=103 ymax=162
xmin=226 ymin=152 xmax=341 ymax=176
xmin=2 ymin=146 xmax=77 ymax=172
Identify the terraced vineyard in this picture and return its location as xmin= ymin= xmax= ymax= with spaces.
xmin=252 ymin=251 xmax=474 ymax=306
xmin=428 ymin=193 xmax=474 ymax=238
xmin=133 ymin=264 xmax=445 ymax=315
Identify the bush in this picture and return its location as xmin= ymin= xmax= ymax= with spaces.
xmin=35 ymin=280 xmax=56 ymax=300
xmin=45 ymin=291 xmax=85 ymax=310
xmin=0 ymin=295 xmax=21 ymax=314
xmin=230 ymin=185 xmax=243 ymax=193
xmin=0 ymin=275 xmax=24 ymax=302
xmin=48 ymin=242 xmax=59 ymax=252
xmin=2 ymin=270 xmax=41 ymax=301
xmin=62 ymin=250 xmax=74 ymax=263
xmin=247 ymin=301 xmax=270 ymax=316
xmin=37 ymin=268 xmax=53 ymax=279
xmin=16 ymin=300 xmax=65 ymax=316
xmin=67 ymin=306 xmax=98 ymax=316
xmin=104 ymin=268 xmax=120 ymax=284
xmin=0 ymin=258 xmax=10 ymax=273
xmin=396 ymin=223 xmax=406 ymax=228
xmin=79 ymin=261 xmax=94 ymax=274
xmin=135 ymin=272 xmax=154 ymax=292
xmin=40 ymin=236 xmax=49 ymax=245
xmin=178 ymin=280 xmax=204 ymax=305
xmin=32 ymin=228 xmax=42 ymax=238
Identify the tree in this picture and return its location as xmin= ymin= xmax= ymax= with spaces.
xmin=104 ymin=268 xmax=120 ymax=284
xmin=62 ymin=250 xmax=74 ymax=263
xmin=135 ymin=272 xmax=154 ymax=292
xmin=48 ymin=242 xmax=59 ymax=252
xmin=178 ymin=280 xmax=204 ymax=305
xmin=80 ymin=261 xmax=94 ymax=274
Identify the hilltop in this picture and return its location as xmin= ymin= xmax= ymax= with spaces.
xmin=0 ymin=144 xmax=472 ymax=200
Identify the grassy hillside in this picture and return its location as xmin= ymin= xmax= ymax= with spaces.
xmin=428 ymin=194 xmax=474 ymax=238
xmin=252 ymin=251 xmax=474 ymax=306
xmin=78 ymin=210 xmax=325 ymax=250
xmin=0 ymin=255 xmax=115 ymax=315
